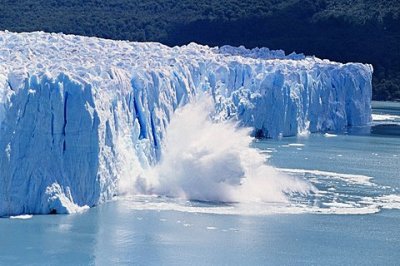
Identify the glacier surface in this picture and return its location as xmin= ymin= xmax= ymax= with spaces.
xmin=0 ymin=31 xmax=372 ymax=216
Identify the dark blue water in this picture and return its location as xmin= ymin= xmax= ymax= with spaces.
xmin=1 ymin=102 xmax=399 ymax=265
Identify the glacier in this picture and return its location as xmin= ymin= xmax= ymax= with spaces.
xmin=0 ymin=31 xmax=372 ymax=216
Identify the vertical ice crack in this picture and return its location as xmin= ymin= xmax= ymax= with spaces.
xmin=62 ymin=91 xmax=68 ymax=153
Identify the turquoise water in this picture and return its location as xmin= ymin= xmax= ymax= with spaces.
xmin=1 ymin=103 xmax=400 ymax=265
xmin=1 ymin=205 xmax=399 ymax=265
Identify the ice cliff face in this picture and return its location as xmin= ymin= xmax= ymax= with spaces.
xmin=0 ymin=31 xmax=372 ymax=216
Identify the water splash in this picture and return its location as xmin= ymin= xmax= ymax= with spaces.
xmin=115 ymin=98 xmax=400 ymax=215
xmin=130 ymin=96 xmax=313 ymax=203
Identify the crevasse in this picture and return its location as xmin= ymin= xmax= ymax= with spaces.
xmin=0 ymin=31 xmax=372 ymax=216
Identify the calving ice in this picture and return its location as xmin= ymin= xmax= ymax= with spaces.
xmin=0 ymin=31 xmax=372 ymax=216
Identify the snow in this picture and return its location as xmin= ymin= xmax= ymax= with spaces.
xmin=0 ymin=31 xmax=372 ymax=216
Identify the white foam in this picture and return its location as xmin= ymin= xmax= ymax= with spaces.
xmin=375 ymin=195 xmax=400 ymax=209
xmin=323 ymin=202 xmax=357 ymax=208
xmin=372 ymin=114 xmax=400 ymax=121
xmin=259 ymin=150 xmax=274 ymax=153
xmin=119 ymin=196 xmax=385 ymax=215
xmin=133 ymin=97 xmax=313 ymax=203
xmin=277 ymin=168 xmax=374 ymax=186
xmin=309 ymin=205 xmax=380 ymax=215
xmin=118 ymin=164 xmax=399 ymax=216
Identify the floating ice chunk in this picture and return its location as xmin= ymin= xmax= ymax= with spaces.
xmin=324 ymin=133 xmax=337 ymax=137
xmin=288 ymin=143 xmax=305 ymax=147
xmin=10 ymin=214 xmax=33 ymax=219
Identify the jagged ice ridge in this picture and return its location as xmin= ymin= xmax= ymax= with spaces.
xmin=0 ymin=31 xmax=372 ymax=216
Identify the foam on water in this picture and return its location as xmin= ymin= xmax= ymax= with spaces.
xmin=277 ymin=168 xmax=374 ymax=186
xmin=372 ymin=114 xmax=400 ymax=121
xmin=124 ymin=96 xmax=313 ymax=203
xmin=120 ymin=173 xmax=400 ymax=215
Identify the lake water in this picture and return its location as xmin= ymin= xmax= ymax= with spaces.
xmin=1 ymin=102 xmax=399 ymax=265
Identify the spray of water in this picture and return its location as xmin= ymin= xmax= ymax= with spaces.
xmin=129 ymin=96 xmax=313 ymax=203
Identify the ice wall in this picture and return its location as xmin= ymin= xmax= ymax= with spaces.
xmin=0 ymin=31 xmax=372 ymax=216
